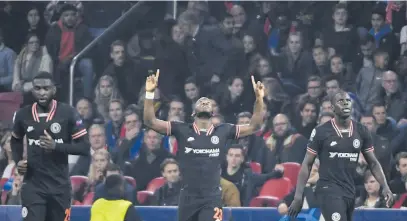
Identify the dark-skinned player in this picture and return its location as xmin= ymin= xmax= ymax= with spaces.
xmin=288 ymin=90 xmax=393 ymax=221
xmin=11 ymin=72 xmax=90 ymax=221
xmin=144 ymin=70 xmax=265 ymax=221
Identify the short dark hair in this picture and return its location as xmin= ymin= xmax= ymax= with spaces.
xmin=329 ymin=89 xmax=347 ymax=104
xmin=103 ymin=163 xmax=121 ymax=176
xmin=237 ymin=112 xmax=252 ymax=120
xmin=110 ymin=40 xmax=125 ymax=52
xmin=185 ymin=76 xmax=198 ymax=86
xmin=228 ymin=144 xmax=245 ymax=156
xmin=104 ymin=174 xmax=124 ymax=196
xmin=299 ymin=99 xmax=318 ymax=112
xmin=359 ymin=34 xmax=375 ymax=46
xmin=333 ymin=3 xmax=347 ymax=13
xmin=371 ymin=102 xmax=385 ymax=110
xmin=323 ymin=75 xmax=341 ymax=87
xmin=372 ymin=6 xmax=386 ymax=19
xmin=33 ymin=71 xmax=54 ymax=83
xmin=160 ymin=158 xmax=178 ymax=172
xmin=396 ymin=152 xmax=407 ymax=165
xmin=312 ymin=45 xmax=327 ymax=52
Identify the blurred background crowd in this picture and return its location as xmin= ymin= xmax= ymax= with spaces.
xmin=0 ymin=0 xmax=407 ymax=213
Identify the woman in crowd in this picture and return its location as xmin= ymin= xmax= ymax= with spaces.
xmin=94 ymin=75 xmax=122 ymax=122
xmin=12 ymin=33 xmax=53 ymax=106
xmin=0 ymin=131 xmax=14 ymax=179
xmin=355 ymin=170 xmax=387 ymax=208
xmin=23 ymin=6 xmax=47 ymax=45
xmin=74 ymin=149 xmax=110 ymax=203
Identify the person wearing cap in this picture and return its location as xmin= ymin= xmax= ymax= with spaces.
xmin=44 ymin=3 xmax=94 ymax=99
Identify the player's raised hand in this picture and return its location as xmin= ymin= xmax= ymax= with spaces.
xmin=382 ymin=187 xmax=394 ymax=208
xmin=287 ymin=197 xmax=303 ymax=219
xmin=39 ymin=130 xmax=56 ymax=150
xmin=251 ymin=75 xmax=265 ymax=99
xmin=145 ymin=69 xmax=160 ymax=92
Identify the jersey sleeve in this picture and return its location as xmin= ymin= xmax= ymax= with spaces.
xmin=307 ymin=127 xmax=323 ymax=155
xmin=360 ymin=125 xmax=374 ymax=153
xmin=70 ymin=108 xmax=87 ymax=140
xmin=224 ymin=124 xmax=240 ymax=140
xmin=12 ymin=110 xmax=25 ymax=139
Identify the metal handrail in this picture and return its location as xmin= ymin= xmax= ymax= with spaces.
xmin=68 ymin=1 xmax=146 ymax=106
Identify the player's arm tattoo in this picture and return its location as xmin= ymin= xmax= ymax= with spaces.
xmin=239 ymin=98 xmax=264 ymax=137
xmin=293 ymin=152 xmax=317 ymax=199
xmin=143 ymin=97 xmax=170 ymax=135
xmin=363 ymin=151 xmax=390 ymax=189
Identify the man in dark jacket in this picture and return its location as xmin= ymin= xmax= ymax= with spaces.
xmin=152 ymin=158 xmax=181 ymax=206
xmin=45 ymin=4 xmax=94 ymax=99
xmin=221 ymin=144 xmax=283 ymax=206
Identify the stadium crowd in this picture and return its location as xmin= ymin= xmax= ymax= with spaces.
xmin=0 ymin=0 xmax=407 ymax=214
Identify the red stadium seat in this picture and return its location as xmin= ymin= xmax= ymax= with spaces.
xmin=258 ymin=177 xmax=292 ymax=199
xmin=124 ymin=176 xmax=137 ymax=188
xmin=70 ymin=176 xmax=88 ymax=193
xmin=249 ymin=196 xmax=280 ymax=207
xmin=281 ymin=162 xmax=301 ymax=186
xmin=146 ymin=177 xmax=166 ymax=192
xmin=82 ymin=192 xmax=95 ymax=205
xmin=249 ymin=162 xmax=262 ymax=174
xmin=0 ymin=92 xmax=23 ymax=123
xmin=393 ymin=193 xmax=407 ymax=208
xmin=137 ymin=191 xmax=154 ymax=205
xmin=72 ymin=200 xmax=82 ymax=205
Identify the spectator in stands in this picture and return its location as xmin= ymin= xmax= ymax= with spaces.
xmin=293 ymin=99 xmax=318 ymax=138
xmin=76 ymin=97 xmax=98 ymax=129
xmin=94 ymin=75 xmax=122 ymax=122
xmin=375 ymin=71 xmax=407 ymax=122
xmin=353 ymin=34 xmax=375 ymax=75
xmin=235 ymin=112 xmax=267 ymax=167
xmin=355 ymin=171 xmax=387 ymax=208
xmin=183 ymin=77 xmax=200 ymax=119
xmin=312 ymin=45 xmax=330 ymax=76
xmin=0 ymin=131 xmax=14 ymax=178
xmin=187 ymin=1 xmax=217 ymax=26
xmin=390 ymin=152 xmax=407 ymax=194
xmin=220 ymin=175 xmax=241 ymax=207
xmin=229 ymin=4 xmax=265 ymax=41
xmin=12 ymin=33 xmax=52 ymax=106
xmin=90 ymin=174 xmax=141 ymax=221
xmin=369 ymin=6 xmax=398 ymax=64
xmin=167 ymin=98 xmax=186 ymax=122
xmin=93 ymin=163 xmax=136 ymax=205
xmin=4 ymin=170 xmax=22 ymax=205
xmin=70 ymin=124 xmax=107 ymax=176
xmin=128 ymin=129 xmax=172 ymax=191
xmin=264 ymin=114 xmax=307 ymax=171
xmin=372 ymin=103 xmax=398 ymax=141
xmin=105 ymin=99 xmax=125 ymax=151
xmin=74 ymin=149 xmax=110 ymax=203
xmin=0 ymin=28 xmax=16 ymax=92
xmin=113 ymin=109 xmax=143 ymax=168
xmin=221 ymin=144 xmax=283 ymax=206
xmin=262 ymin=76 xmax=293 ymax=120
xmin=318 ymin=111 xmax=334 ymax=126
xmin=102 ymin=40 xmax=140 ymax=104
xmin=255 ymin=57 xmax=274 ymax=80
xmin=319 ymin=97 xmax=332 ymax=114
xmin=276 ymin=32 xmax=314 ymax=91
xmin=322 ymin=3 xmax=358 ymax=64
xmin=329 ymin=55 xmax=354 ymax=91
xmin=296 ymin=75 xmax=325 ymax=108
xmin=178 ymin=10 xmax=230 ymax=94
xmin=278 ymin=159 xmax=320 ymax=215
xmin=356 ymin=49 xmax=389 ymax=112
xmin=360 ymin=115 xmax=392 ymax=179
xmin=22 ymin=6 xmax=47 ymax=46
xmin=44 ymin=4 xmax=94 ymax=98
xmin=214 ymin=76 xmax=250 ymax=123
xmin=242 ymin=32 xmax=267 ymax=72
xmin=152 ymin=158 xmax=181 ymax=206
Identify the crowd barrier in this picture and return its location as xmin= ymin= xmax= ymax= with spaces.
xmin=0 ymin=206 xmax=406 ymax=221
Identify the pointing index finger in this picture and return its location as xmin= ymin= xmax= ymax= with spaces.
xmin=251 ymin=75 xmax=256 ymax=88
xmin=155 ymin=69 xmax=160 ymax=80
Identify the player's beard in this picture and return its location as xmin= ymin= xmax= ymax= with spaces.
xmin=196 ymin=111 xmax=212 ymax=119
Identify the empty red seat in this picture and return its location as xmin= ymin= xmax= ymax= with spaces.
xmin=249 ymin=196 xmax=280 ymax=207
xmin=124 ymin=176 xmax=137 ymax=188
xmin=137 ymin=191 xmax=154 ymax=205
xmin=249 ymin=162 xmax=262 ymax=174
xmin=282 ymin=162 xmax=301 ymax=186
xmin=258 ymin=177 xmax=292 ymax=199
xmin=146 ymin=177 xmax=166 ymax=192
xmin=82 ymin=192 xmax=95 ymax=205
xmin=70 ymin=176 xmax=88 ymax=193
xmin=393 ymin=193 xmax=407 ymax=208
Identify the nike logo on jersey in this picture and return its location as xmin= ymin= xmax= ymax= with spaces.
xmin=187 ymin=137 xmax=195 ymax=142
xmin=330 ymin=141 xmax=337 ymax=146
xmin=27 ymin=126 xmax=34 ymax=132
